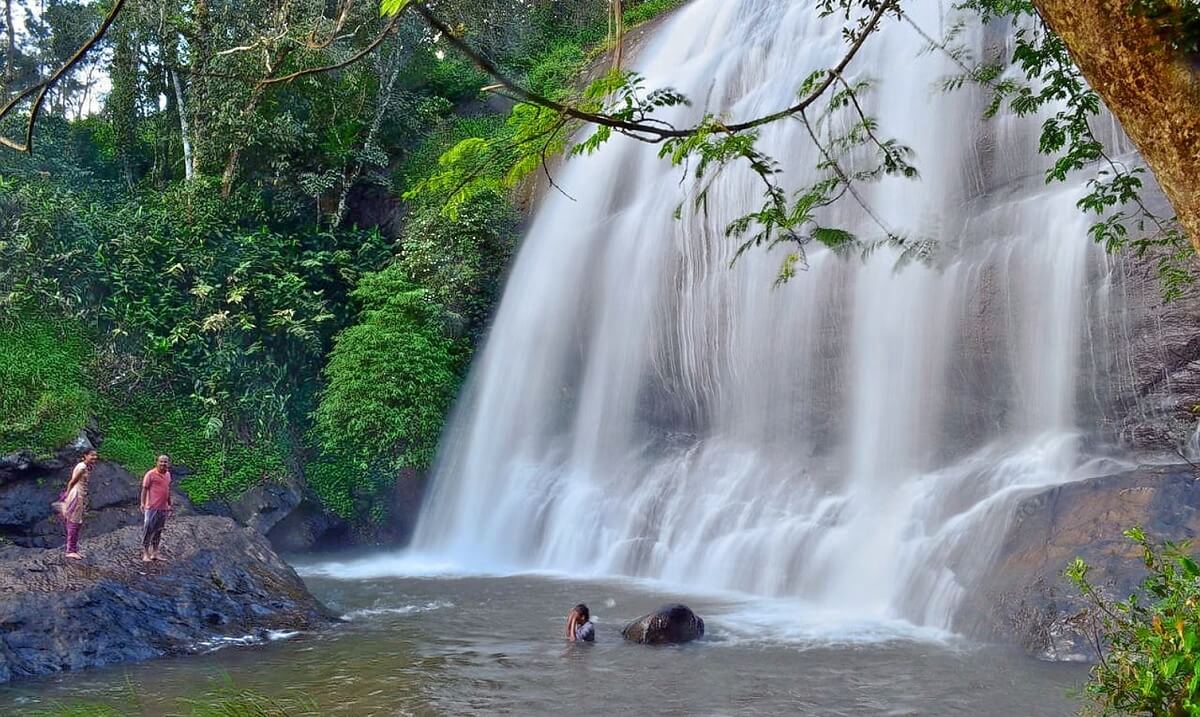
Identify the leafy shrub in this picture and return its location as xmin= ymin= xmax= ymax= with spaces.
xmin=310 ymin=265 xmax=461 ymax=520
xmin=0 ymin=314 xmax=95 ymax=455
xmin=0 ymin=178 xmax=390 ymax=505
xmin=1 ymin=178 xmax=389 ymax=429
xmin=100 ymin=398 xmax=290 ymax=504
xmin=1067 ymin=527 xmax=1200 ymax=716
xmin=623 ymin=0 xmax=689 ymax=26
xmin=398 ymin=189 xmax=518 ymax=340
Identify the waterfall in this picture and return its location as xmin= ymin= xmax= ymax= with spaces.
xmin=410 ymin=0 xmax=1124 ymax=630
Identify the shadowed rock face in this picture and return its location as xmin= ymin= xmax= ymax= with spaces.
xmin=0 ymin=516 xmax=332 ymax=683
xmin=621 ymin=604 xmax=705 ymax=645
xmin=963 ymin=464 xmax=1200 ymax=659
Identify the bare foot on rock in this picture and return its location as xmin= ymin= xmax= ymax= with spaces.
xmin=65 ymin=552 xmax=82 ymax=560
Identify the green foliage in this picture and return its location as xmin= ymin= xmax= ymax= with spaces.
xmin=100 ymin=397 xmax=289 ymax=504
xmin=1128 ymin=0 xmax=1200 ymax=56
xmin=622 ymin=0 xmax=690 ymax=26
xmin=525 ymin=42 xmax=591 ymax=99
xmin=405 ymin=0 xmax=693 ymax=220
xmin=953 ymin=0 xmax=1195 ymax=301
xmin=310 ymin=265 xmax=461 ymax=521
xmin=0 ymin=314 xmax=94 ymax=455
xmin=0 ymin=178 xmax=386 ymax=504
xmin=398 ymin=188 xmax=518 ymax=339
xmin=399 ymin=113 xmax=506 ymax=186
xmin=381 ymin=0 xmax=414 ymax=16
xmin=0 ymin=178 xmax=388 ymax=434
xmin=0 ymin=311 xmax=290 ymax=502
xmin=1067 ymin=527 xmax=1200 ymax=717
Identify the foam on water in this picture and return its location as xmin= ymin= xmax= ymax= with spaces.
xmin=342 ymin=601 xmax=455 ymax=621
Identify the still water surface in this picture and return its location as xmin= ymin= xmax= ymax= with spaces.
xmin=0 ymin=554 xmax=1086 ymax=716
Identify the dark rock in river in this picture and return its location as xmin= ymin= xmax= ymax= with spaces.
xmin=0 ymin=516 xmax=331 ymax=683
xmin=967 ymin=463 xmax=1200 ymax=659
xmin=622 ymin=604 xmax=705 ymax=644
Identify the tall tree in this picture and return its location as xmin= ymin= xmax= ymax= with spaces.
xmin=4 ymin=0 xmax=15 ymax=83
xmin=108 ymin=12 xmax=137 ymax=186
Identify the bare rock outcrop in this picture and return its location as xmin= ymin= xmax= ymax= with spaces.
xmin=0 ymin=516 xmax=332 ymax=683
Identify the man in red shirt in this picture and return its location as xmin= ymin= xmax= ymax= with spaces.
xmin=140 ymin=455 xmax=173 ymax=563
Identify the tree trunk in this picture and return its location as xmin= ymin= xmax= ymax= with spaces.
xmin=612 ymin=0 xmax=624 ymax=71
xmin=4 ymin=0 xmax=14 ymax=83
xmin=187 ymin=0 xmax=212 ymax=174
xmin=219 ymin=82 xmax=268 ymax=198
xmin=1033 ymin=0 xmax=1200 ymax=254
xmin=334 ymin=49 xmax=404 ymax=226
xmin=110 ymin=18 xmax=138 ymax=188
xmin=171 ymin=68 xmax=194 ymax=181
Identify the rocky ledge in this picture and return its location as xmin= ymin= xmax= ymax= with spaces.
xmin=967 ymin=463 xmax=1200 ymax=659
xmin=0 ymin=516 xmax=332 ymax=683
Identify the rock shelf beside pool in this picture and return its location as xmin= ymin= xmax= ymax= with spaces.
xmin=0 ymin=516 xmax=332 ymax=682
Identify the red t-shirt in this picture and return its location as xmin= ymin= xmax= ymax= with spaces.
xmin=142 ymin=469 xmax=172 ymax=511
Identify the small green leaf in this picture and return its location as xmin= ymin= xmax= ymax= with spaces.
xmin=380 ymin=0 xmax=413 ymax=17
xmin=1164 ymin=655 xmax=1183 ymax=679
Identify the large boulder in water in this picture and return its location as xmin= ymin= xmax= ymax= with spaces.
xmin=622 ymin=604 xmax=705 ymax=644
xmin=0 ymin=516 xmax=332 ymax=682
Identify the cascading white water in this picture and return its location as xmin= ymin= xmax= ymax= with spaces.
xmin=410 ymin=0 xmax=1129 ymax=630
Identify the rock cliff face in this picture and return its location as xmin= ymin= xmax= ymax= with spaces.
xmin=964 ymin=464 xmax=1200 ymax=658
xmin=1099 ymin=252 xmax=1200 ymax=454
xmin=0 ymin=516 xmax=331 ymax=683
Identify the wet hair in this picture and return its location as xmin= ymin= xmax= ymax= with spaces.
xmin=573 ymin=603 xmax=590 ymax=622
xmin=84 ymin=449 xmax=98 ymax=458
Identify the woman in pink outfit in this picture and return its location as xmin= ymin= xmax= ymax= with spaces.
xmin=62 ymin=449 xmax=97 ymax=559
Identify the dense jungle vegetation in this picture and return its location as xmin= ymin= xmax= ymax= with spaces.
xmin=0 ymin=0 xmax=685 ymax=530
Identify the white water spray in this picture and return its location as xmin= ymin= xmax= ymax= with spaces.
xmin=409 ymin=0 xmax=1123 ymax=630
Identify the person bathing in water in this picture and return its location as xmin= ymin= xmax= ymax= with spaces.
xmin=566 ymin=604 xmax=595 ymax=642
xmin=61 ymin=449 xmax=97 ymax=560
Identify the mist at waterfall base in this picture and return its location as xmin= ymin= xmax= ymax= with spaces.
xmin=324 ymin=0 xmax=1136 ymax=639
